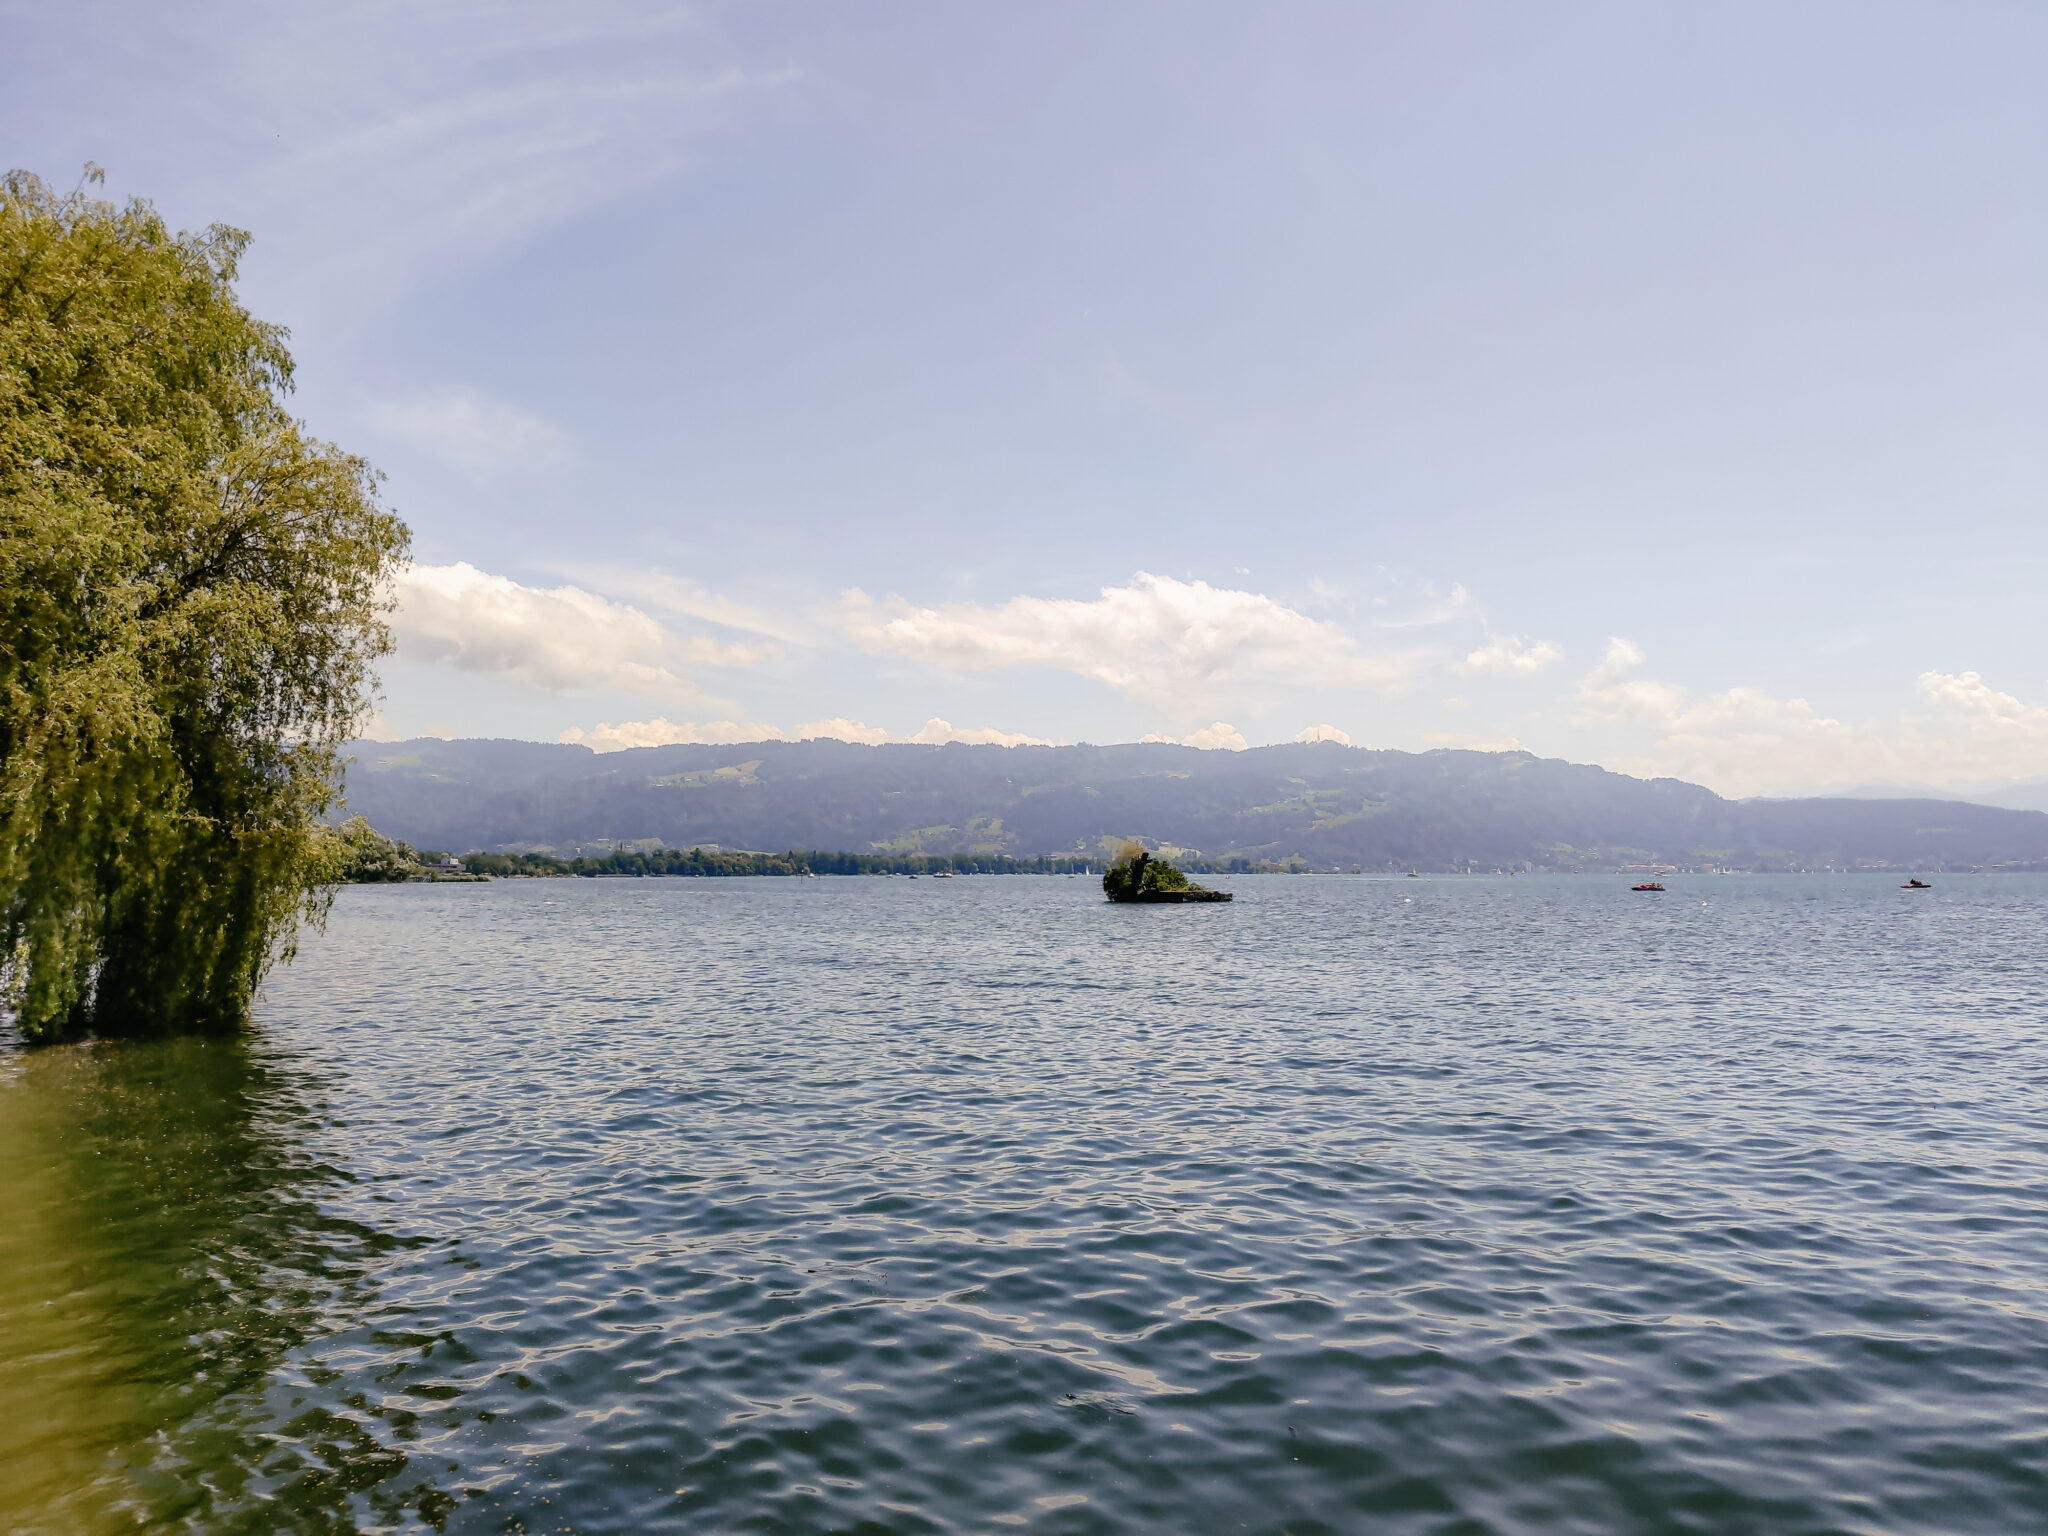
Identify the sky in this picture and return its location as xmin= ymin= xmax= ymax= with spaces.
xmin=7 ymin=0 xmax=2047 ymax=797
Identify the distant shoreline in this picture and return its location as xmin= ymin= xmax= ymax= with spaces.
xmin=349 ymin=850 xmax=2036 ymax=883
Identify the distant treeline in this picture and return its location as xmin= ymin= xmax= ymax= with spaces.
xmin=332 ymin=813 xmax=1343 ymax=882
xmin=441 ymin=847 xmax=1316 ymax=879
xmin=458 ymin=848 xmax=1098 ymax=878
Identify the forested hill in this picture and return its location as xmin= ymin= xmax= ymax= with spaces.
xmin=338 ymin=737 xmax=2048 ymax=872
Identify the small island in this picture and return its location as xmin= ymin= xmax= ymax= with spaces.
xmin=1102 ymin=844 xmax=1234 ymax=903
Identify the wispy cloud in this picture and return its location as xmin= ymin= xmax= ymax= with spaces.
xmin=573 ymin=567 xmax=803 ymax=643
xmin=841 ymin=573 xmax=1417 ymax=701
xmin=393 ymin=562 xmax=767 ymax=700
xmin=1572 ymin=639 xmax=2048 ymax=796
xmin=1457 ymin=634 xmax=1563 ymax=676
xmin=364 ymin=386 xmax=570 ymax=475
xmin=193 ymin=3 xmax=800 ymax=319
xmin=1373 ymin=582 xmax=1476 ymax=629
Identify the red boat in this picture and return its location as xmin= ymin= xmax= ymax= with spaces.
xmin=1632 ymin=882 xmax=1665 ymax=892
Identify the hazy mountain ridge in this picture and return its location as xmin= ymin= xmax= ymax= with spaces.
xmin=1769 ymin=777 xmax=2048 ymax=814
xmin=339 ymin=738 xmax=2048 ymax=872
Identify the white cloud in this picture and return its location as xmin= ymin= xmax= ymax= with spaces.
xmin=795 ymin=717 xmax=892 ymax=745
xmin=840 ymin=572 xmax=1416 ymax=700
xmin=909 ymin=718 xmax=1054 ymax=747
xmin=365 ymin=386 xmax=570 ymax=474
xmin=1137 ymin=723 xmax=1245 ymax=749
xmin=558 ymin=713 xmax=1056 ymax=750
xmin=1138 ymin=723 xmax=1246 ymax=749
xmin=1572 ymin=639 xmax=1689 ymax=729
xmin=1918 ymin=670 xmax=2048 ymax=745
xmin=1184 ymin=722 xmax=1250 ymax=751
xmin=1295 ymin=724 xmax=1353 ymax=746
xmin=1458 ymin=635 xmax=1564 ymax=676
xmin=1420 ymin=730 xmax=1525 ymax=752
xmin=1572 ymin=639 xmax=2048 ymax=796
xmin=792 ymin=717 xmax=1053 ymax=747
xmin=354 ymin=708 xmax=402 ymax=742
xmin=392 ymin=562 xmax=766 ymax=699
xmin=562 ymin=717 xmax=783 ymax=752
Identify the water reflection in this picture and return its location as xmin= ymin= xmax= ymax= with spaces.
xmin=0 ymin=1033 xmax=442 ymax=1534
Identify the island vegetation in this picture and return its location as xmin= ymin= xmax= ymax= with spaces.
xmin=0 ymin=169 xmax=409 ymax=1041
xmin=1101 ymin=842 xmax=1232 ymax=903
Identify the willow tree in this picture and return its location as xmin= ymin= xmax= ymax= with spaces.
xmin=0 ymin=169 xmax=409 ymax=1041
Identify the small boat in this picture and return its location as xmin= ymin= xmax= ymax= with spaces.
xmin=932 ymin=870 xmax=953 ymax=879
xmin=1902 ymin=878 xmax=1932 ymax=889
xmin=1632 ymin=882 xmax=1665 ymax=892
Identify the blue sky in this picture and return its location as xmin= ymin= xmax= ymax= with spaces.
xmin=8 ymin=1 xmax=2046 ymax=794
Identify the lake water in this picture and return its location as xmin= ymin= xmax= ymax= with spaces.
xmin=5 ymin=874 xmax=2048 ymax=1534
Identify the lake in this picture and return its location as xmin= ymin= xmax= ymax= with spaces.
xmin=5 ymin=874 xmax=2047 ymax=1534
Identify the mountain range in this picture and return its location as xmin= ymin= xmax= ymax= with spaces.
xmin=1776 ymin=777 xmax=2048 ymax=813
xmin=340 ymin=737 xmax=2048 ymax=872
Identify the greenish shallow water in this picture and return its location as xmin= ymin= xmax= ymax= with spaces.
xmin=5 ymin=874 xmax=2048 ymax=1534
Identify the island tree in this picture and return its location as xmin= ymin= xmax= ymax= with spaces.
xmin=0 ymin=168 xmax=409 ymax=1040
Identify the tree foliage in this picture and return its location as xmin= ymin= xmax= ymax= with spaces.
xmin=1 ymin=169 xmax=410 ymax=1040
xmin=1102 ymin=842 xmax=1188 ymax=900
xmin=329 ymin=816 xmax=425 ymax=883
xmin=458 ymin=845 xmax=1103 ymax=878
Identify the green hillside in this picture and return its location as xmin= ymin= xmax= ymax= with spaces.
xmin=338 ymin=738 xmax=2048 ymax=873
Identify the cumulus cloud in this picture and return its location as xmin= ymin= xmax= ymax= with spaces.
xmin=1138 ymin=723 xmax=1246 ymax=749
xmin=840 ymin=573 xmax=1416 ymax=700
xmin=1458 ymin=635 xmax=1564 ymax=676
xmin=561 ymin=717 xmax=782 ymax=751
xmin=356 ymin=708 xmax=401 ymax=743
xmin=393 ymin=562 xmax=766 ymax=699
xmin=365 ymin=387 xmax=570 ymax=474
xmin=793 ymin=717 xmax=1053 ymax=747
xmin=559 ymin=714 xmax=1054 ymax=750
xmin=1573 ymin=639 xmax=2048 ymax=796
xmin=795 ymin=718 xmax=891 ymax=745
xmin=909 ymin=718 xmax=1054 ymax=747
xmin=1185 ymin=722 xmax=1250 ymax=750
xmin=1295 ymin=724 xmax=1353 ymax=746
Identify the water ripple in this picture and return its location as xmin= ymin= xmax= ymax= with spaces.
xmin=8 ymin=874 xmax=2048 ymax=1532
